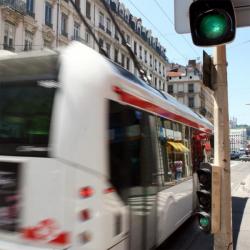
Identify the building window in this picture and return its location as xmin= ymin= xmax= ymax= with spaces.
xmin=144 ymin=50 xmax=147 ymax=63
xmin=126 ymin=57 xmax=130 ymax=71
xmin=121 ymin=30 xmax=126 ymax=45
xmin=26 ymin=0 xmax=35 ymax=18
xmin=134 ymin=41 xmax=137 ymax=55
xmin=126 ymin=34 xmax=130 ymax=45
xmin=3 ymin=22 xmax=15 ymax=51
xmin=188 ymin=97 xmax=194 ymax=108
xmin=73 ymin=22 xmax=80 ymax=40
xmin=159 ymin=62 xmax=161 ymax=74
xmin=106 ymin=42 xmax=111 ymax=58
xmin=150 ymin=54 xmax=152 ymax=67
xmin=178 ymin=97 xmax=184 ymax=104
xmin=44 ymin=39 xmax=52 ymax=48
xmin=188 ymin=83 xmax=194 ymax=93
xmin=99 ymin=12 xmax=105 ymax=30
xmin=75 ymin=0 xmax=80 ymax=9
xmin=114 ymin=28 xmax=119 ymax=40
xmin=114 ymin=48 xmax=119 ymax=63
xmin=155 ymin=59 xmax=157 ymax=71
xmin=139 ymin=45 xmax=142 ymax=59
xmin=24 ymin=31 xmax=33 ymax=51
xmin=155 ymin=77 xmax=157 ymax=87
xmin=45 ymin=2 xmax=52 ymax=28
xmin=106 ymin=18 xmax=111 ymax=35
xmin=168 ymin=85 xmax=173 ymax=94
xmin=86 ymin=1 xmax=91 ymax=19
xmin=178 ymin=84 xmax=184 ymax=92
xmin=121 ymin=54 xmax=125 ymax=67
xmin=99 ymin=38 xmax=104 ymax=49
xmin=61 ymin=13 xmax=68 ymax=37
xmin=85 ymin=31 xmax=90 ymax=43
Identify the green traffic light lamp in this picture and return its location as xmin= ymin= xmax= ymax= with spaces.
xmin=199 ymin=11 xmax=228 ymax=40
xmin=198 ymin=212 xmax=211 ymax=232
xmin=189 ymin=0 xmax=236 ymax=46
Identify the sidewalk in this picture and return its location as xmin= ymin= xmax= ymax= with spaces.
xmin=232 ymin=175 xmax=250 ymax=250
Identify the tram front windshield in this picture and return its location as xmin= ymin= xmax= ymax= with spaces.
xmin=0 ymin=81 xmax=56 ymax=157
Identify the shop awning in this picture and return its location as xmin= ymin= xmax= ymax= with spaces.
xmin=167 ymin=142 xmax=190 ymax=152
xmin=177 ymin=143 xmax=190 ymax=153
xmin=167 ymin=141 xmax=180 ymax=151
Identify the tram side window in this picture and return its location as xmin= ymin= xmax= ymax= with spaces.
xmin=156 ymin=117 xmax=193 ymax=185
xmin=108 ymin=101 xmax=156 ymax=203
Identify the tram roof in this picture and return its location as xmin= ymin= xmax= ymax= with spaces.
xmin=0 ymin=49 xmax=58 ymax=82
xmin=0 ymin=45 xmax=213 ymax=133
xmin=110 ymin=61 xmax=213 ymax=132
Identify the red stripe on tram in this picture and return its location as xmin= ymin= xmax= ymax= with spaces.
xmin=113 ymin=86 xmax=211 ymax=133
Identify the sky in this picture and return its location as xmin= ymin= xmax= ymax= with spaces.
xmin=121 ymin=0 xmax=250 ymax=125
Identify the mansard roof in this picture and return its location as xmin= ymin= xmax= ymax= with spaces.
xmin=108 ymin=0 xmax=168 ymax=62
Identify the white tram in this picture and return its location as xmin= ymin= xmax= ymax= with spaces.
xmin=0 ymin=42 xmax=213 ymax=250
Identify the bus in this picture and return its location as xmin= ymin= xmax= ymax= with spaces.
xmin=0 ymin=42 xmax=213 ymax=250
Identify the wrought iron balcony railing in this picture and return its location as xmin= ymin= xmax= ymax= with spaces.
xmin=0 ymin=0 xmax=26 ymax=14
xmin=3 ymin=44 xmax=15 ymax=51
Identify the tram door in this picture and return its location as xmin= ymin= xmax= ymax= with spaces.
xmin=128 ymin=113 xmax=158 ymax=250
xmin=109 ymin=101 xmax=158 ymax=250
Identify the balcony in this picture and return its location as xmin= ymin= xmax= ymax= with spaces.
xmin=177 ymin=91 xmax=184 ymax=97
xmin=99 ymin=23 xmax=105 ymax=30
xmin=3 ymin=44 xmax=15 ymax=51
xmin=71 ymin=35 xmax=86 ymax=43
xmin=61 ymin=30 xmax=68 ymax=38
xmin=45 ymin=21 xmax=53 ymax=29
xmin=106 ymin=28 xmax=111 ymax=36
xmin=115 ymin=34 xmax=119 ymax=41
xmin=0 ymin=0 xmax=26 ymax=14
xmin=26 ymin=10 xmax=35 ymax=19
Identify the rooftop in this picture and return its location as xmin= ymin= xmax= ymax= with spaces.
xmin=107 ymin=0 xmax=168 ymax=62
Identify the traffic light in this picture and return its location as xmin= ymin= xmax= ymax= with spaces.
xmin=189 ymin=0 xmax=236 ymax=46
xmin=196 ymin=162 xmax=212 ymax=233
xmin=202 ymin=50 xmax=215 ymax=90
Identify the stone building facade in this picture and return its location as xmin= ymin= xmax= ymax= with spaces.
xmin=0 ymin=0 xmax=168 ymax=89
xmin=166 ymin=61 xmax=214 ymax=123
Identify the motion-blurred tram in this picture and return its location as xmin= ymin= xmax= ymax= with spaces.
xmin=0 ymin=42 xmax=213 ymax=250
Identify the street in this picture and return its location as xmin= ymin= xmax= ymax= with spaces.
xmin=157 ymin=160 xmax=250 ymax=250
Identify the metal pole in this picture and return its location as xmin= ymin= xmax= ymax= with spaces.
xmin=213 ymin=45 xmax=233 ymax=250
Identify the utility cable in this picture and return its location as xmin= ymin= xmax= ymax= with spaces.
xmin=99 ymin=0 xmax=150 ymax=83
xmin=69 ymin=0 xmax=109 ymax=58
xmin=126 ymin=0 xmax=188 ymax=61
xmin=153 ymin=0 xmax=200 ymax=57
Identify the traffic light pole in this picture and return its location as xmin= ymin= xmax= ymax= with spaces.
xmin=213 ymin=45 xmax=233 ymax=250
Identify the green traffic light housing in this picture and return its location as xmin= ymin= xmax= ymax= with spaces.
xmin=196 ymin=162 xmax=212 ymax=233
xmin=189 ymin=0 xmax=236 ymax=46
xmin=197 ymin=211 xmax=211 ymax=232
xmin=197 ymin=190 xmax=211 ymax=211
xmin=197 ymin=167 xmax=211 ymax=190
